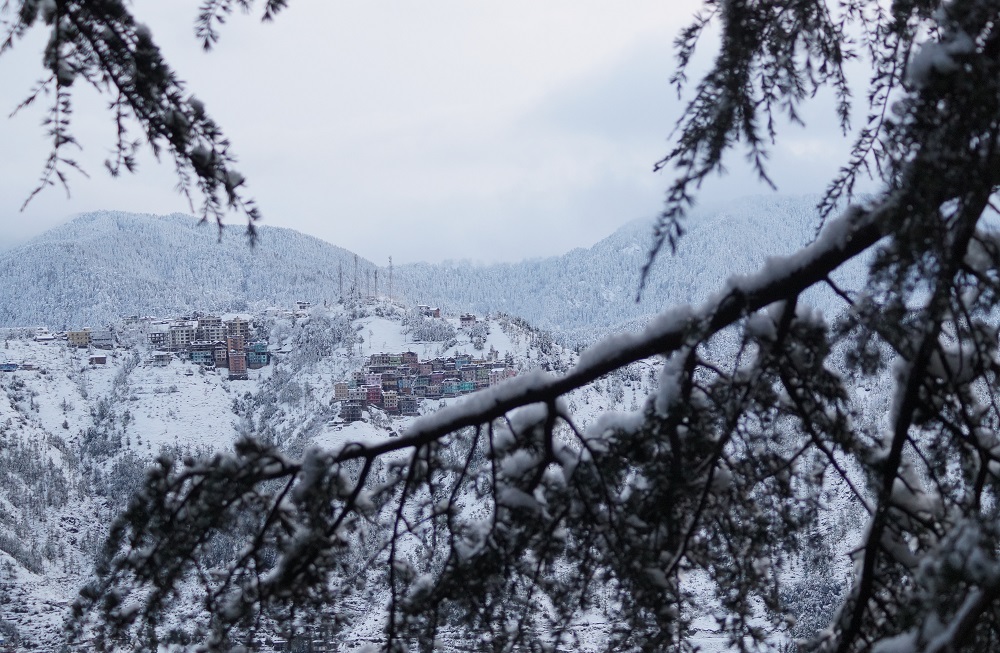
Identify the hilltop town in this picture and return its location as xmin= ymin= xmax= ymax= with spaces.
xmin=335 ymin=345 xmax=516 ymax=420
xmin=2 ymin=301 xmax=521 ymax=423
xmin=3 ymin=312 xmax=269 ymax=381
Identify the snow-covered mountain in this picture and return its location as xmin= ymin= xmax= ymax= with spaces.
xmin=0 ymin=196 xmax=865 ymax=345
xmin=394 ymin=194 xmax=862 ymax=343
xmin=0 ymin=211 xmax=378 ymax=329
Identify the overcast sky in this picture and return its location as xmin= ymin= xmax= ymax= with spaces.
xmin=0 ymin=1 xmax=860 ymax=264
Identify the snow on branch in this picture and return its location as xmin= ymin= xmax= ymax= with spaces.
xmin=354 ymin=204 xmax=885 ymax=460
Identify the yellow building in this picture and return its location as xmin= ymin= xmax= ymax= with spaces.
xmin=67 ymin=329 xmax=92 ymax=348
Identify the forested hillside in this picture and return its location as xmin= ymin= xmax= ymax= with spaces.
xmin=0 ymin=197 xmax=864 ymax=345
xmin=394 ymin=195 xmax=865 ymax=343
xmin=0 ymin=212 xmax=378 ymax=328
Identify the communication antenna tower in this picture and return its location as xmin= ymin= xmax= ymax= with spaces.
xmin=353 ymin=255 xmax=359 ymax=300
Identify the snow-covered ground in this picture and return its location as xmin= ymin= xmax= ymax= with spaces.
xmin=0 ymin=302 xmax=853 ymax=652
xmin=0 ymin=303 xmax=665 ymax=651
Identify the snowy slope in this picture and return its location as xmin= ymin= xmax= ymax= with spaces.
xmin=0 ymin=211 xmax=379 ymax=329
xmin=0 ymin=190 xmax=891 ymax=652
xmin=0 ymin=302 xmax=659 ymax=650
xmin=396 ymin=194 xmax=869 ymax=343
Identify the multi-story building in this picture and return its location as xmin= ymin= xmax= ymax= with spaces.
xmin=229 ymin=351 xmax=248 ymax=380
xmin=91 ymin=329 xmax=114 ymax=349
xmin=189 ymin=341 xmax=217 ymax=366
xmin=226 ymin=316 xmax=251 ymax=342
xmin=67 ymin=329 xmax=92 ymax=348
xmin=341 ymin=401 xmax=364 ymax=422
xmin=191 ymin=350 xmax=215 ymax=366
xmin=247 ymin=342 xmax=269 ymax=368
xmin=489 ymin=368 xmax=516 ymax=387
xmin=198 ymin=316 xmax=227 ymax=342
xmin=339 ymin=347 xmax=510 ymax=419
xmin=147 ymin=328 xmax=167 ymax=348
xmin=460 ymin=313 xmax=477 ymax=327
xmin=417 ymin=305 xmax=441 ymax=318
xmin=168 ymin=322 xmax=197 ymax=351
xmin=442 ymin=379 xmax=460 ymax=397
xmin=400 ymin=396 xmax=419 ymax=416
xmin=214 ymin=344 xmax=229 ymax=367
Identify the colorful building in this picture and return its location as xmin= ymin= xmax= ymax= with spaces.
xmin=229 ymin=351 xmax=248 ymax=380
xmin=247 ymin=341 xmax=269 ymax=368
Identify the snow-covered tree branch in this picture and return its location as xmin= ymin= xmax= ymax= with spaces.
xmin=2 ymin=0 xmax=263 ymax=233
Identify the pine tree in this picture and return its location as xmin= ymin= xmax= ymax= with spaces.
xmin=26 ymin=1 xmax=1000 ymax=651
xmin=0 ymin=0 xmax=266 ymax=234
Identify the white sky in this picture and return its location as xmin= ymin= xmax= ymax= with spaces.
xmin=0 ymin=1 xmax=861 ymax=263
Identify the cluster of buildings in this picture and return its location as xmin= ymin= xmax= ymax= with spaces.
xmin=140 ymin=314 xmax=269 ymax=380
xmin=416 ymin=305 xmax=442 ymax=318
xmin=2 ymin=316 xmax=274 ymax=381
xmin=65 ymin=327 xmax=114 ymax=349
xmin=335 ymin=349 xmax=516 ymax=421
xmin=2 ymin=328 xmax=109 ymax=371
xmin=418 ymin=305 xmax=477 ymax=328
